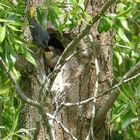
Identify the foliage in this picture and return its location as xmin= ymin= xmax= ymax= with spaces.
xmin=111 ymin=0 xmax=140 ymax=139
xmin=0 ymin=0 xmax=33 ymax=139
xmin=0 ymin=0 xmax=140 ymax=139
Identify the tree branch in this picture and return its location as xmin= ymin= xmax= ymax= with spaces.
xmin=86 ymin=34 xmax=100 ymax=140
xmin=95 ymin=61 xmax=140 ymax=125
xmin=97 ymin=72 xmax=140 ymax=98
xmin=52 ymin=69 xmax=140 ymax=110
xmin=0 ymin=57 xmax=52 ymax=140
xmin=47 ymin=113 xmax=78 ymax=140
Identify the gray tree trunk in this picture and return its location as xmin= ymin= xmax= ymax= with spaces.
xmin=17 ymin=0 xmax=116 ymax=140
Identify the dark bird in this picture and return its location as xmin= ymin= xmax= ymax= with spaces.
xmin=27 ymin=7 xmax=50 ymax=49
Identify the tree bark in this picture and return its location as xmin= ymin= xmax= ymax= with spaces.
xmin=17 ymin=0 xmax=116 ymax=140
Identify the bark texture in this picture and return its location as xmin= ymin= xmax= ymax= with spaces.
xmin=17 ymin=0 xmax=116 ymax=140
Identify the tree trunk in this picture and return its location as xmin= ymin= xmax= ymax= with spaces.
xmin=18 ymin=0 xmax=116 ymax=140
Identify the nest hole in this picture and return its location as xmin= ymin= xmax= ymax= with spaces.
xmin=48 ymin=33 xmax=64 ymax=51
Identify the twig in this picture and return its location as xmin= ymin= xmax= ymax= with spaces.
xmin=89 ymin=43 xmax=140 ymax=53
xmin=86 ymin=34 xmax=100 ymax=140
xmin=48 ymin=46 xmax=89 ymax=80
xmin=51 ymin=67 xmax=140 ymax=109
xmin=46 ymin=113 xmax=78 ymax=140
xmin=97 ymin=72 xmax=140 ymax=98
xmin=0 ymin=57 xmax=53 ymax=140
xmin=95 ymin=61 xmax=140 ymax=125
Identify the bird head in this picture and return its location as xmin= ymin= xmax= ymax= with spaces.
xmin=44 ymin=46 xmax=55 ymax=60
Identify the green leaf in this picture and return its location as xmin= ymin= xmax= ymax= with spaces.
xmin=23 ymin=51 xmax=37 ymax=67
xmin=121 ymin=110 xmax=133 ymax=129
xmin=0 ymin=5 xmax=4 ymax=10
xmin=0 ymin=26 xmax=6 ymax=43
xmin=112 ymin=104 xmax=127 ymax=121
xmin=130 ymin=102 xmax=137 ymax=115
xmin=0 ymin=126 xmax=5 ymax=129
xmin=37 ymin=8 xmax=48 ymax=29
xmin=11 ymin=100 xmax=21 ymax=131
xmin=135 ymin=85 xmax=140 ymax=100
xmin=0 ymin=19 xmax=23 ymax=26
xmin=7 ymin=24 xmax=22 ymax=32
xmin=118 ymin=28 xmax=129 ymax=42
xmin=77 ymin=2 xmax=85 ymax=10
xmin=97 ymin=17 xmax=111 ymax=33
xmin=120 ymin=19 xmax=130 ymax=31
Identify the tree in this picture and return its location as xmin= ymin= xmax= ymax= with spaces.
xmin=0 ymin=0 xmax=140 ymax=140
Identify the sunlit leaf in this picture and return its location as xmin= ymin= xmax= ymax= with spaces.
xmin=23 ymin=51 xmax=37 ymax=67
xmin=7 ymin=24 xmax=22 ymax=32
xmin=120 ymin=19 xmax=130 ymax=31
xmin=77 ymin=2 xmax=84 ymax=10
xmin=114 ymin=51 xmax=123 ymax=65
xmin=130 ymin=102 xmax=137 ymax=115
xmin=0 ymin=5 xmax=4 ymax=10
xmin=0 ymin=126 xmax=5 ymax=129
xmin=0 ymin=26 xmax=6 ymax=43
xmin=0 ymin=19 xmax=23 ymax=26
xmin=118 ymin=28 xmax=129 ymax=42
xmin=135 ymin=85 xmax=140 ymax=100
xmin=11 ymin=100 xmax=21 ymax=131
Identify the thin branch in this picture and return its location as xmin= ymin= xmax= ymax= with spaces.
xmin=95 ymin=61 xmax=140 ymax=125
xmin=52 ymin=66 xmax=140 ymax=109
xmin=0 ymin=57 xmax=40 ymax=108
xmin=48 ymin=46 xmax=89 ymax=79
xmin=124 ymin=73 xmax=140 ymax=82
xmin=86 ymin=34 xmax=100 ymax=140
xmin=89 ymin=43 xmax=140 ymax=53
xmin=0 ymin=57 xmax=53 ymax=140
xmin=101 ymin=43 xmax=139 ymax=52
xmin=97 ymin=72 xmax=140 ymax=98
xmin=46 ymin=113 xmax=78 ymax=140
xmin=64 ymin=98 xmax=95 ymax=107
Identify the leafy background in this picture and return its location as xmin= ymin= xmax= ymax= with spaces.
xmin=0 ymin=0 xmax=140 ymax=139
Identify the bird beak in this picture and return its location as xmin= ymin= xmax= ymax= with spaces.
xmin=45 ymin=47 xmax=54 ymax=52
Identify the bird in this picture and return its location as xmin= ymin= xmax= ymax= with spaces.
xmin=27 ymin=7 xmax=50 ymax=49
xmin=44 ymin=45 xmax=63 ymax=69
